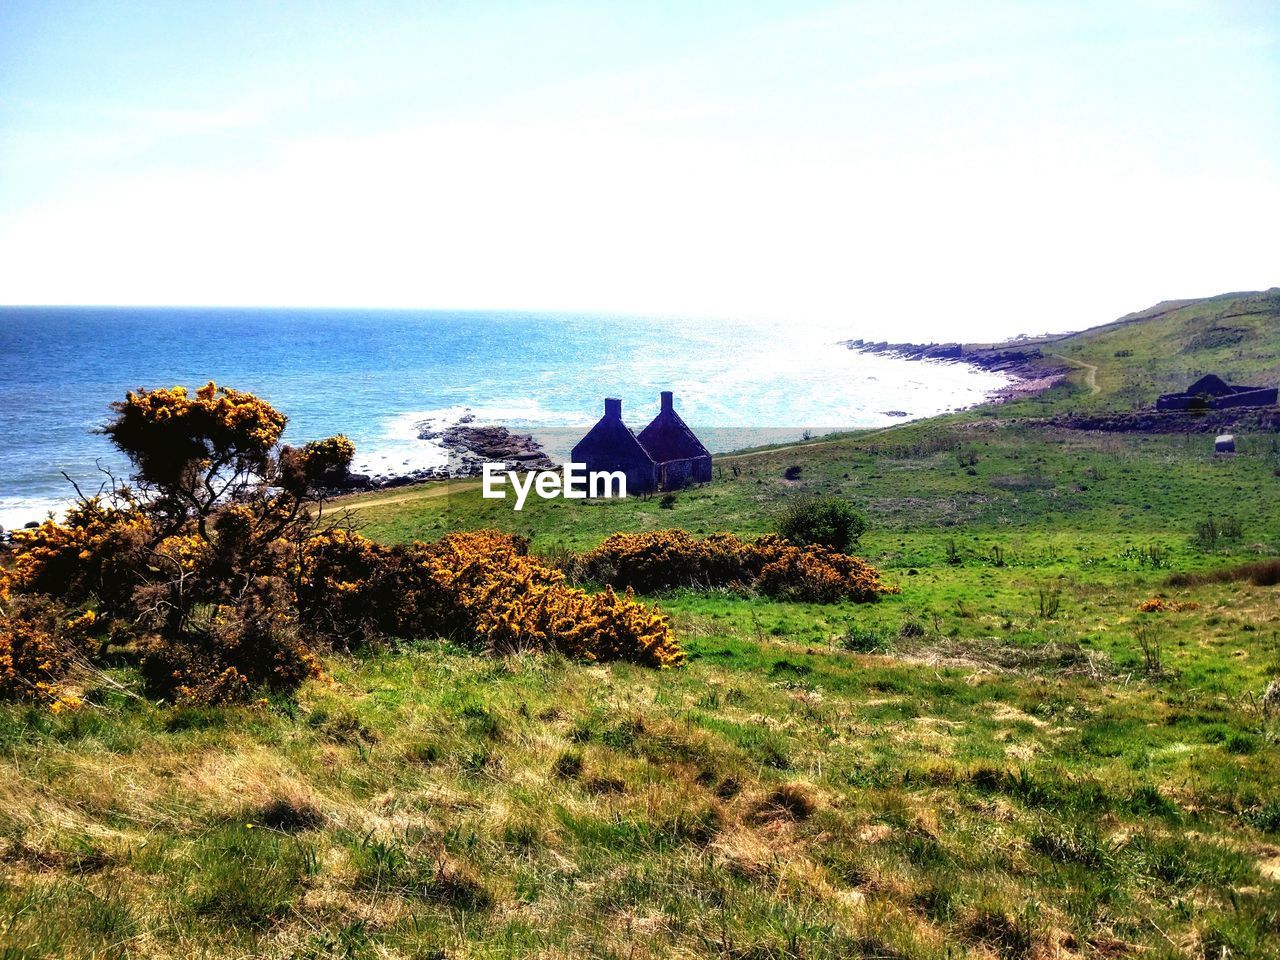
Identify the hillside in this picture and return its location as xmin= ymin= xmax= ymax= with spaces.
xmin=978 ymin=287 xmax=1280 ymax=417
xmin=3 ymin=292 xmax=1280 ymax=960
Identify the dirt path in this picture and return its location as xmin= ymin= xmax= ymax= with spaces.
xmin=1053 ymin=354 xmax=1100 ymax=395
xmin=332 ymin=479 xmax=481 ymax=512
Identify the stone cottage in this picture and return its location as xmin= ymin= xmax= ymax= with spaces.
xmin=569 ymin=398 xmax=658 ymax=495
xmin=638 ymin=391 xmax=713 ymax=490
xmin=571 ymin=391 xmax=712 ymax=495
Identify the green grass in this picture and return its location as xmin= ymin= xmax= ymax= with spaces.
xmin=345 ymin=419 xmax=1280 ymax=572
xmin=980 ymin=286 xmax=1280 ymax=415
xmin=3 ymin=289 xmax=1280 ymax=958
xmin=2 ymin=615 xmax=1278 ymax=957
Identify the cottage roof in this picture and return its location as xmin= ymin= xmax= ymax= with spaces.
xmin=571 ymin=399 xmax=651 ymax=463
xmin=637 ymin=392 xmax=710 ymax=464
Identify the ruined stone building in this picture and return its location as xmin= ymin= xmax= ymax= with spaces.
xmin=1156 ymin=374 xmax=1278 ymax=411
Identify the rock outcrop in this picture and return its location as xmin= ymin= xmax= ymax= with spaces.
xmin=417 ymin=422 xmax=557 ymax=474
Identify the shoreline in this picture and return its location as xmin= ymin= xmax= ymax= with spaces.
xmin=329 ymin=418 xmax=558 ymax=494
xmin=840 ymin=337 xmax=1067 ymax=405
xmin=1 ymin=353 xmax=1022 ymax=529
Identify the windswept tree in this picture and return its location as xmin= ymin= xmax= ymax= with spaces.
xmin=102 ymin=382 xmax=351 ymax=539
xmin=6 ymin=383 xmax=356 ymax=703
xmin=98 ymin=383 xmax=355 ymax=654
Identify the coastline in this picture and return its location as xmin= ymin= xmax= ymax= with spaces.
xmin=323 ymin=352 xmax=1033 ymax=508
xmin=840 ymin=337 xmax=1067 ymax=406
xmin=331 ymin=417 xmax=558 ymax=494
xmin=0 ymin=348 xmax=1020 ymax=530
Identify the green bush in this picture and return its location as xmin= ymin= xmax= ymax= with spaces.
xmin=777 ymin=496 xmax=868 ymax=552
xmin=841 ymin=624 xmax=891 ymax=653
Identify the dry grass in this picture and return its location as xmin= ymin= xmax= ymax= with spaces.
xmin=1168 ymin=558 xmax=1280 ymax=588
xmin=0 ymin=621 xmax=1276 ymax=959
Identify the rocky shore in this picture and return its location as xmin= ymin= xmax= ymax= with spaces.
xmin=326 ymin=414 xmax=557 ymax=493
xmin=842 ymin=338 xmax=1069 ymax=406
xmin=417 ymin=417 xmax=557 ymax=474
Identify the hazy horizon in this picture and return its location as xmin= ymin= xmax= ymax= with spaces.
xmin=2 ymin=1 xmax=1277 ymax=340
xmin=1 ymin=288 xmax=1275 ymax=345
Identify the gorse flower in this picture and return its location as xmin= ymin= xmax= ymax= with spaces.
xmin=296 ymin=529 xmax=683 ymax=669
xmin=1 ymin=384 xmax=689 ymax=707
xmin=9 ymin=496 xmax=152 ymax=613
xmin=0 ymin=596 xmax=96 ymax=704
xmin=580 ymin=530 xmax=895 ymax=603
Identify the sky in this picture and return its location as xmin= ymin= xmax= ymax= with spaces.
xmin=1 ymin=0 xmax=1277 ymax=340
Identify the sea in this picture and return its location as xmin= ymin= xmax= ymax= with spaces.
xmin=0 ymin=307 xmax=1011 ymax=529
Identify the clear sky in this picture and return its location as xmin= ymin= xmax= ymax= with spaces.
xmin=1 ymin=0 xmax=1276 ymax=339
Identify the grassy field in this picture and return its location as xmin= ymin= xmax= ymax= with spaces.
xmin=3 ymin=293 xmax=1280 ymax=959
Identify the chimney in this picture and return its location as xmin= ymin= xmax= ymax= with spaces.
xmin=660 ymin=390 xmax=673 ymax=413
xmin=604 ymin=397 xmax=622 ymax=419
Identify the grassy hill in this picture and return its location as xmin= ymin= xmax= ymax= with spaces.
xmin=978 ymin=287 xmax=1280 ymax=416
xmin=3 ymin=292 xmax=1280 ymax=959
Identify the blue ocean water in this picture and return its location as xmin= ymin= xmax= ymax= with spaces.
xmin=0 ymin=307 xmax=1009 ymax=527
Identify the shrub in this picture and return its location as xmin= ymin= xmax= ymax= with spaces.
xmin=842 ymin=624 xmax=891 ymax=653
xmin=579 ymin=530 xmax=895 ymax=603
xmin=140 ymin=578 xmax=323 ymax=705
xmin=420 ymin=531 xmax=683 ymax=668
xmin=297 ymin=529 xmax=684 ymax=668
xmin=777 ymin=496 xmax=868 ymax=551
xmin=293 ymin=528 xmax=410 ymax=646
xmin=8 ymin=497 xmax=151 ymax=614
xmin=753 ymin=539 xmax=890 ymax=602
xmin=0 ymin=595 xmax=96 ymax=703
xmin=579 ymin=530 xmax=750 ymax=593
xmin=1137 ymin=597 xmax=1199 ymax=613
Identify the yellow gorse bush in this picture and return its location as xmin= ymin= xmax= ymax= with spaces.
xmin=115 ymin=382 xmax=287 ymax=457
xmin=0 ymin=596 xmax=96 ymax=703
xmin=9 ymin=497 xmax=152 ymax=611
xmin=580 ymin=530 xmax=896 ymax=603
xmin=154 ymin=533 xmax=211 ymax=573
xmin=436 ymin=533 xmax=680 ymax=667
xmin=296 ymin=529 xmax=683 ymax=668
xmin=751 ymin=535 xmax=898 ymax=603
xmin=1137 ymin=597 xmax=1199 ymax=613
